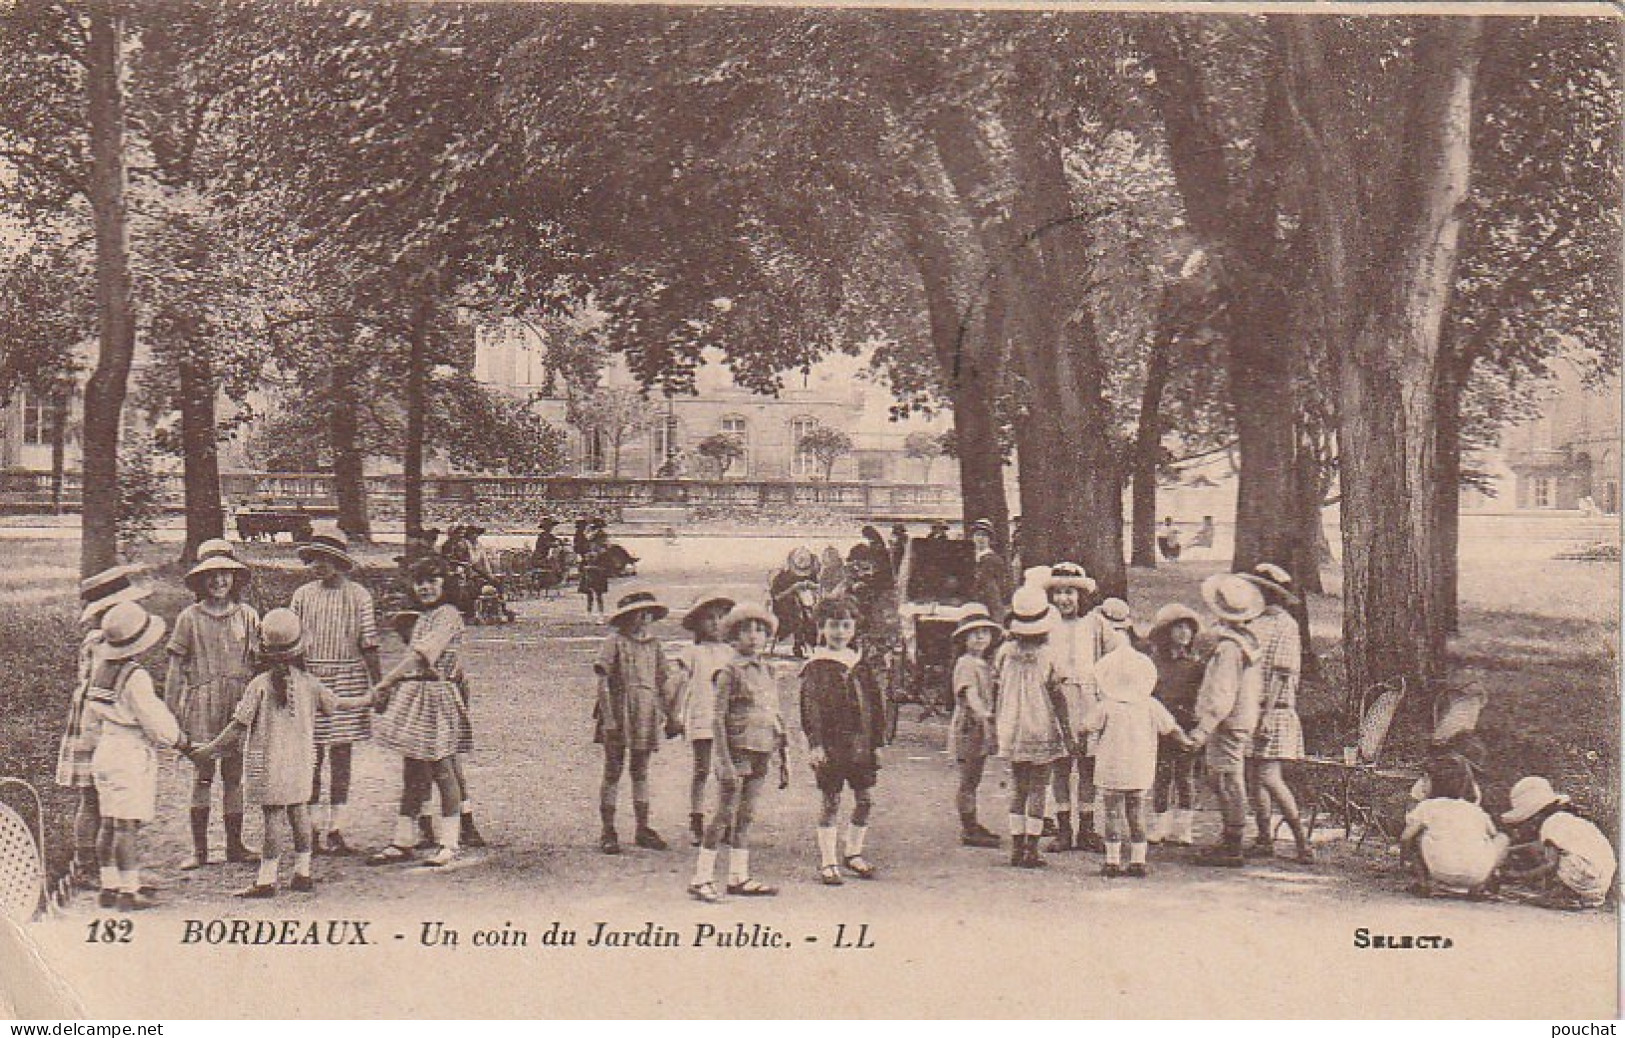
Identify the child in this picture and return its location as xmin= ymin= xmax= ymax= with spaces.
xmin=288 ymin=532 xmax=380 ymax=855
xmin=1148 ymin=603 xmax=1204 ymax=845
xmin=1189 ymin=574 xmax=1265 ymax=868
xmin=1499 ymin=776 xmax=1617 ymax=910
xmin=1076 ymin=596 xmax=1135 ymax=852
xmin=1398 ymin=754 xmax=1507 ymax=900
xmin=1080 ymin=644 xmax=1192 ymax=877
xmin=800 ymin=596 xmax=888 ymax=885
xmin=673 ymin=591 xmax=737 ymax=845
xmin=594 ymin=589 xmax=674 ymax=854
xmin=82 ymin=602 xmax=196 ymax=911
xmin=994 ymin=585 xmax=1071 ymax=869
xmin=1041 ymin=562 xmax=1097 ymax=852
xmin=368 ymin=557 xmax=475 ymax=867
xmin=195 ymin=609 xmax=374 ymax=897
xmin=950 ymin=604 xmax=1002 ymax=848
xmin=579 ymin=522 xmax=611 ymax=615
xmin=1241 ymin=563 xmax=1312 ymax=862
xmin=58 ymin=564 xmax=151 ymax=886
xmin=689 ymin=603 xmax=782 ymax=902
xmin=165 ymin=539 xmax=260 ymax=870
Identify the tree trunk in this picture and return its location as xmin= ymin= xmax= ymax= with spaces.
xmin=80 ymin=1 xmax=136 ymax=577
xmin=1303 ymin=20 xmax=1483 ymax=699
xmin=177 ymin=337 xmax=224 ymax=565
xmin=1433 ymin=357 xmax=1468 ymax=641
xmin=1130 ymin=316 xmax=1174 ymax=568
xmin=49 ymin=385 xmax=68 ymax=515
xmin=329 ymin=354 xmax=370 ymax=542
xmin=1227 ymin=285 xmax=1304 ymax=576
xmin=404 ymin=303 xmax=429 ymax=540
xmin=1291 ymin=434 xmax=1328 ymax=595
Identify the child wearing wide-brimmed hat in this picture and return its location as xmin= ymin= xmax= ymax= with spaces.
xmin=594 ymin=589 xmax=675 ymax=855
xmin=1039 ymin=562 xmax=1099 ymax=853
xmin=800 ymin=595 xmax=889 ymax=885
xmin=58 ymin=563 xmax=152 ymax=885
xmin=368 ymin=556 xmax=476 ymax=868
xmin=994 ymin=586 xmax=1072 ymax=869
xmin=82 ymin=602 xmax=196 ymax=911
xmin=289 ymin=531 xmax=380 ymax=855
xmin=689 ymin=602 xmax=782 ymax=902
xmin=1147 ymin=603 xmax=1204 ymax=845
xmin=1079 ymin=644 xmax=1192 ymax=877
xmin=672 ymin=590 xmax=737 ymax=845
xmin=951 ymin=604 xmax=1002 ymax=848
xmin=195 ymin=608 xmax=375 ymax=898
xmin=1239 ymin=563 xmax=1312 ymax=863
xmin=1499 ymin=777 xmax=1616 ymax=909
xmin=165 ymin=539 xmax=260 ymax=870
xmin=1189 ymin=575 xmax=1265 ymax=867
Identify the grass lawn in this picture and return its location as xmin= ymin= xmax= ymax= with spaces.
xmin=2 ymin=536 xmax=1617 ymax=880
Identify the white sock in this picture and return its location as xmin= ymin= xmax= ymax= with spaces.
xmin=314 ymin=804 xmax=331 ymax=835
xmin=1008 ymin=813 xmax=1026 ymax=838
xmin=1130 ymin=841 xmax=1148 ymax=865
xmin=294 ymin=851 xmax=313 ymax=877
xmin=846 ymin=825 xmax=868 ymax=857
xmin=1105 ymin=841 xmax=1122 ymax=866
xmin=728 ymin=848 xmax=749 ymax=884
xmin=461 ymin=800 xmax=473 ymax=816
xmin=99 ymin=866 xmax=119 ymax=890
xmin=816 ymin=826 xmax=838 ymax=867
xmin=1025 ymin=816 xmax=1044 ymax=836
xmin=393 ymin=816 xmax=417 ymax=848
xmin=438 ymin=814 xmax=460 ymax=852
xmin=119 ymin=870 xmax=140 ymax=894
xmin=693 ymin=848 xmax=718 ymax=885
xmin=329 ymin=803 xmax=348 ymax=832
xmin=256 ymin=858 xmax=279 ymax=887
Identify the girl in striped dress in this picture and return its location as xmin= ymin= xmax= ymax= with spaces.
xmin=165 ymin=539 xmax=260 ymax=869
xmin=367 ymin=557 xmax=471 ymax=867
xmin=288 ymin=534 xmax=380 ymax=855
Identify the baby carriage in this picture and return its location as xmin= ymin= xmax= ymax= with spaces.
xmin=769 ymin=548 xmax=822 ymax=657
xmin=450 ymin=559 xmax=516 ymax=625
xmin=891 ymin=537 xmax=976 ymax=739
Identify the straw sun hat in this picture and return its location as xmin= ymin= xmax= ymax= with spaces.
xmin=953 ymin=603 xmax=1003 ymax=641
xmin=98 ymin=601 xmax=167 ymax=661
xmin=1006 ymin=585 xmax=1057 ymax=637
xmin=1201 ymin=573 xmax=1265 ymax=624
xmin=608 ymin=590 xmax=669 ymax=624
xmin=1501 ymin=776 xmax=1570 ymax=825
xmin=297 ymin=532 xmax=355 ymax=571
xmin=79 ymin=563 xmax=150 ymax=624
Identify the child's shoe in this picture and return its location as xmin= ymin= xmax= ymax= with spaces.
xmin=289 ymin=874 xmax=316 ymax=893
xmin=116 ymin=891 xmax=158 ymax=911
xmin=1247 ymin=837 xmax=1275 ymax=858
xmin=415 ymin=816 xmax=438 ymax=850
xmin=687 ymin=881 xmax=724 ymax=903
xmin=818 ymin=865 xmax=844 ymax=886
xmin=460 ymin=813 xmax=487 ymax=849
xmin=1040 ymin=818 xmax=1058 ymax=838
xmin=1020 ymin=841 xmax=1049 ymax=869
xmin=325 ymin=831 xmax=354 ymax=857
xmin=961 ymin=826 xmax=1001 ymax=848
xmin=599 ymin=828 xmax=622 ymax=855
xmin=1125 ymin=863 xmax=1148 ymax=878
xmin=97 ymin=889 xmax=117 ymax=909
xmin=1099 ymin=863 xmax=1123 ymax=878
xmin=1047 ymin=811 xmax=1074 ymax=853
xmin=726 ymin=878 xmax=779 ymax=896
xmin=233 ymin=883 xmax=276 ymax=900
xmin=423 ymin=845 xmax=459 ymax=867
xmin=842 ymin=855 xmax=877 ymax=880
xmin=1076 ymin=829 xmax=1106 ymax=853
xmin=366 ymin=845 xmax=415 ymax=866
xmin=634 ymin=827 xmax=669 ymax=851
xmin=689 ymin=813 xmax=705 ymax=846
xmin=1009 ymin=836 xmax=1027 ymax=867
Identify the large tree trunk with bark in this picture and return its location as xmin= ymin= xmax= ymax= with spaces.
xmin=177 ymin=338 xmax=224 ymax=565
xmin=1227 ymin=283 xmax=1305 ymax=575
xmin=1433 ymin=357 xmax=1469 ymax=642
xmin=329 ymin=353 xmax=370 ymax=542
xmin=1292 ymin=19 xmax=1482 ymax=699
xmin=80 ymin=1 xmax=136 ymax=576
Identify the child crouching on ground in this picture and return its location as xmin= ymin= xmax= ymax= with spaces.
xmin=1081 ymin=642 xmax=1192 ymax=876
xmin=1499 ymin=776 xmax=1616 ymax=910
xmin=196 ymin=609 xmax=375 ymax=897
xmin=800 ymin=596 xmax=888 ymax=885
xmin=1398 ymin=752 xmax=1506 ymax=900
xmin=690 ymin=603 xmax=782 ymax=902
xmin=951 ymin=604 xmax=1002 ymax=848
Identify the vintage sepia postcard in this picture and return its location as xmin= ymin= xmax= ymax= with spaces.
xmin=0 ymin=0 xmax=1618 ymax=1020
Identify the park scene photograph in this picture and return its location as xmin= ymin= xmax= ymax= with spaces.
xmin=0 ymin=0 xmax=1618 ymax=1021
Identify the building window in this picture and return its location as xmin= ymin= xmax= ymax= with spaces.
xmin=1602 ymin=480 xmax=1619 ymax=516
xmin=790 ymin=416 xmax=819 ymax=478
xmin=859 ymin=456 xmax=885 ymax=481
xmin=583 ymin=428 xmax=607 ymax=473
xmin=1531 ymin=475 xmax=1555 ymax=509
xmin=21 ymin=392 xmax=49 ymax=446
xmin=720 ymin=414 xmax=748 ymax=478
xmin=652 ymin=415 xmax=679 ymax=476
